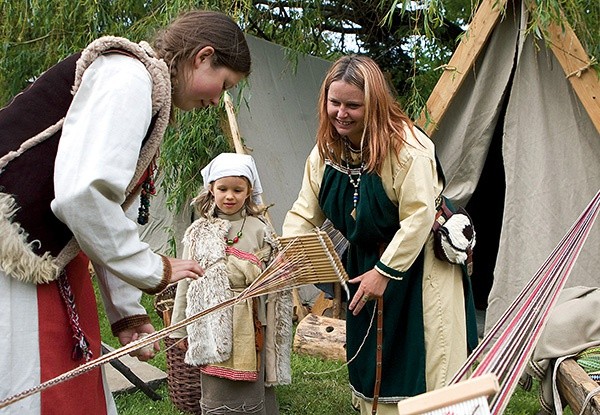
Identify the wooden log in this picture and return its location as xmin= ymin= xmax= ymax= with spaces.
xmin=293 ymin=313 xmax=346 ymax=362
xmin=557 ymin=358 xmax=600 ymax=415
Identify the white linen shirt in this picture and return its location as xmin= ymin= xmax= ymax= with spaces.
xmin=51 ymin=54 xmax=163 ymax=321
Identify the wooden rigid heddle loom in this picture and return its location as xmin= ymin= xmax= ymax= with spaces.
xmin=0 ymin=228 xmax=351 ymax=409
xmin=398 ymin=189 xmax=600 ymax=415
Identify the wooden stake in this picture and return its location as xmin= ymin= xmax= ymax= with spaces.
xmin=416 ymin=0 xmax=507 ymax=135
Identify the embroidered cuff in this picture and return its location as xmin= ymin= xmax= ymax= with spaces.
xmin=375 ymin=261 xmax=406 ymax=281
xmin=111 ymin=314 xmax=151 ymax=337
xmin=143 ymin=255 xmax=171 ymax=295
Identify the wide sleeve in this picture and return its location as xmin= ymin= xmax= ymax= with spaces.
xmin=93 ymin=261 xmax=151 ymax=335
xmin=93 ymin=204 xmax=151 ymax=335
xmin=282 ymin=146 xmax=327 ymax=237
xmin=375 ymin=152 xmax=439 ymax=277
xmin=51 ymin=54 xmax=164 ymax=291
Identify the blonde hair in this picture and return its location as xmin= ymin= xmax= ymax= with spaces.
xmin=191 ymin=177 xmax=265 ymax=219
xmin=316 ymin=55 xmax=414 ymax=175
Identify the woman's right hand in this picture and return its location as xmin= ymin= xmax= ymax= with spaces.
xmin=167 ymin=257 xmax=204 ymax=283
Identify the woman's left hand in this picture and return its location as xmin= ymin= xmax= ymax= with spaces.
xmin=348 ymin=268 xmax=389 ymax=316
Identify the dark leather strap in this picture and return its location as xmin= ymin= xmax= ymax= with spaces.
xmin=372 ymin=297 xmax=384 ymax=414
xmin=432 ymin=196 xmax=453 ymax=232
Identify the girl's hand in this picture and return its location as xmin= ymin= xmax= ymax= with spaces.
xmin=167 ymin=257 xmax=204 ymax=283
xmin=117 ymin=323 xmax=159 ymax=361
xmin=348 ymin=268 xmax=389 ymax=316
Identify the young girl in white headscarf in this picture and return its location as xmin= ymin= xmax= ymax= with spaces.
xmin=170 ymin=153 xmax=292 ymax=414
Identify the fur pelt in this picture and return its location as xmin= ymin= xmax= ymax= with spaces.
xmin=183 ymin=217 xmax=234 ymax=366
xmin=0 ymin=193 xmax=59 ymax=283
xmin=263 ymin=224 xmax=293 ymax=386
xmin=267 ymin=288 xmax=293 ymax=386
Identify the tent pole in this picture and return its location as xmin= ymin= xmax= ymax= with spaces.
xmin=546 ymin=21 xmax=600 ymax=135
xmin=417 ymin=0 xmax=508 ymax=135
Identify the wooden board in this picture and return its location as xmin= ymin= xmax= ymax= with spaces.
xmin=292 ymin=287 xmax=309 ymax=322
xmin=416 ymin=0 xmax=507 ymax=134
xmin=557 ymin=358 xmax=600 ymax=415
xmin=547 ymin=21 xmax=600 ymax=135
xmin=397 ymin=373 xmax=499 ymax=415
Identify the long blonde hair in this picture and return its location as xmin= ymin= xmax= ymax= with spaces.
xmin=190 ymin=177 xmax=265 ymax=219
xmin=316 ymin=55 xmax=414 ymax=175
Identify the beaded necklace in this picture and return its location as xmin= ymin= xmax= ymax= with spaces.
xmin=225 ymin=215 xmax=247 ymax=245
xmin=137 ymin=161 xmax=157 ymax=225
xmin=343 ymin=139 xmax=364 ymax=209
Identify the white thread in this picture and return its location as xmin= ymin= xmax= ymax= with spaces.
xmin=303 ymin=301 xmax=377 ymax=376
xmin=314 ymin=228 xmax=350 ymax=298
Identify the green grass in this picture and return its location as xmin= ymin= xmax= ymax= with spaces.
xmin=96 ymin=289 xmax=568 ymax=415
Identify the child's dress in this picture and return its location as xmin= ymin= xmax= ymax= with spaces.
xmin=170 ymin=211 xmax=292 ymax=414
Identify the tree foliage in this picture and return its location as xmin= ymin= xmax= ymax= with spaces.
xmin=241 ymin=0 xmax=470 ymax=114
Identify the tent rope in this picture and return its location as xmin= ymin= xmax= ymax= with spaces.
xmin=565 ymin=56 xmax=597 ymax=79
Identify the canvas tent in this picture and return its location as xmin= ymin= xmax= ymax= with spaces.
xmin=416 ymin=0 xmax=600 ymax=331
xmin=233 ymin=36 xmax=331 ymax=232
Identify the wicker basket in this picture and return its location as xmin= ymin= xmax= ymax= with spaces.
xmin=163 ymin=337 xmax=202 ymax=414
xmin=154 ymin=285 xmax=203 ymax=414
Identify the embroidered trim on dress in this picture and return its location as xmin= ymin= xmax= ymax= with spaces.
xmin=225 ymin=246 xmax=262 ymax=267
xmin=143 ymin=255 xmax=171 ymax=294
xmin=110 ymin=314 xmax=152 ymax=337
xmin=201 ymin=365 xmax=258 ymax=382
xmin=325 ymin=158 xmax=363 ymax=175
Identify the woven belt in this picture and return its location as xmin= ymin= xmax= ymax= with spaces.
xmin=372 ymin=297 xmax=384 ymax=414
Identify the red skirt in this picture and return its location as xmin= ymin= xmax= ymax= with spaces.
xmin=37 ymin=252 xmax=109 ymax=414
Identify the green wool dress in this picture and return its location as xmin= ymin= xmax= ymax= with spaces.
xmin=319 ymin=161 xmax=428 ymax=401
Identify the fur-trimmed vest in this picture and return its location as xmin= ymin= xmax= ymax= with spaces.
xmin=0 ymin=36 xmax=171 ymax=284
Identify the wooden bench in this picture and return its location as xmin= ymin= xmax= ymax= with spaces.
xmin=557 ymin=358 xmax=600 ymax=415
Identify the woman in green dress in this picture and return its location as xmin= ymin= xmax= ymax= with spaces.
xmin=282 ymin=55 xmax=477 ymax=414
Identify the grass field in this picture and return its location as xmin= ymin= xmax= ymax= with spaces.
xmin=98 ymin=291 xmax=570 ymax=415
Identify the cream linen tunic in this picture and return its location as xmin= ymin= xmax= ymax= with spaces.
xmin=283 ymin=126 xmax=469 ymax=410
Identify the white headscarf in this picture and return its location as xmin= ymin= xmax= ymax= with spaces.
xmin=200 ymin=153 xmax=264 ymax=204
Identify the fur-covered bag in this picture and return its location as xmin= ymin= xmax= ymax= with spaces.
xmin=432 ymin=195 xmax=476 ymax=275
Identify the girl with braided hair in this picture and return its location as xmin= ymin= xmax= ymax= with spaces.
xmin=0 ymin=10 xmax=250 ymax=415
